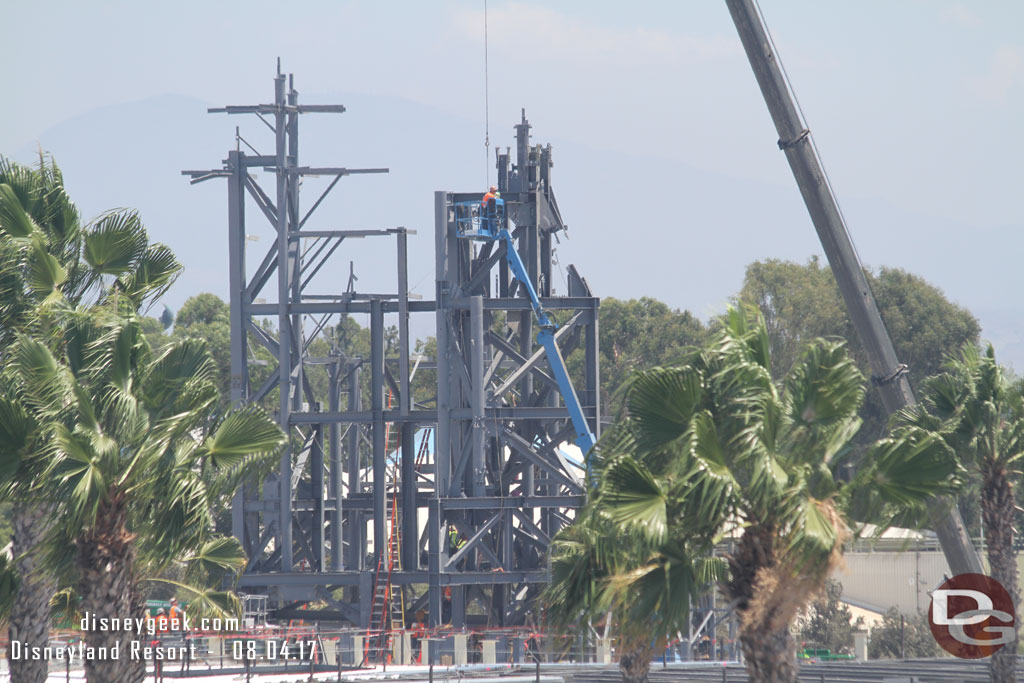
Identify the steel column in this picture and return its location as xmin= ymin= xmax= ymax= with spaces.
xmin=328 ymin=361 xmax=342 ymax=569
xmin=227 ymin=149 xmax=248 ymax=548
xmin=470 ymin=295 xmax=486 ymax=497
xmin=370 ymin=299 xmax=386 ymax=568
xmin=273 ymin=70 xmax=294 ymax=572
xmin=347 ymin=363 xmax=363 ymax=571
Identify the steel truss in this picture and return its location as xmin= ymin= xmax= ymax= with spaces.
xmin=185 ymin=69 xmax=599 ymax=629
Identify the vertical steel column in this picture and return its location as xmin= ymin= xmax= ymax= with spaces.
xmin=434 ymin=192 xmax=452 ymax=495
xmin=328 ymin=361 xmax=342 ymax=570
xmin=227 ymin=150 xmax=248 ymax=547
xmin=273 ymin=70 xmax=294 ymax=571
xmin=310 ymin=424 xmax=325 ymax=570
xmin=347 ymin=363 xmax=363 ymax=571
xmin=585 ymin=301 xmax=601 ymax=438
xmin=398 ymin=230 xmax=418 ymax=569
xmin=725 ymin=0 xmax=983 ymax=577
xmin=431 ymin=191 xmax=451 ymax=629
xmin=427 ymin=498 xmax=443 ymax=628
xmin=371 ymin=300 xmax=386 ymax=567
xmin=287 ymin=77 xmax=304 ymax=416
xmin=359 ymin=572 xmax=373 ymax=628
xmin=470 ymin=296 xmax=487 ymax=497
xmin=452 ymin=588 xmax=465 ymax=629
xmin=398 ymin=229 xmax=412 ymax=414
xmin=400 ymin=425 xmax=416 ymax=570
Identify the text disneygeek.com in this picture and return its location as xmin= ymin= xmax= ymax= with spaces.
xmin=8 ymin=612 xmax=241 ymax=662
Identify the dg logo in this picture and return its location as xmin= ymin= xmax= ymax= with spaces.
xmin=928 ymin=573 xmax=1015 ymax=658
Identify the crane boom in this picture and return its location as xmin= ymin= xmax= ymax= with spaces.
xmin=725 ymin=0 xmax=982 ymax=575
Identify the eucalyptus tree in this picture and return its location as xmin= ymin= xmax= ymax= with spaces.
xmin=594 ymin=307 xmax=959 ymax=682
xmin=0 ymin=155 xmax=178 ymax=682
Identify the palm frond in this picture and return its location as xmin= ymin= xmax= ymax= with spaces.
xmin=201 ymin=406 xmax=284 ymax=470
xmin=185 ymin=537 xmax=248 ymax=578
xmin=0 ymin=183 xmax=40 ymax=238
xmin=783 ymin=339 xmax=864 ymax=434
xmin=118 ymin=243 xmax=181 ymax=309
xmin=625 ymin=366 xmax=703 ymax=451
xmin=82 ymin=210 xmax=148 ymax=275
xmin=142 ymin=578 xmax=242 ymax=621
xmin=600 ymin=455 xmax=668 ymax=545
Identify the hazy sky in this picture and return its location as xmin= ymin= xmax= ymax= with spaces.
xmin=4 ymin=1 xmax=1022 ymax=226
xmin=2 ymin=1 xmax=1023 ymax=365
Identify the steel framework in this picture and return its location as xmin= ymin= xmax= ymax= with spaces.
xmin=184 ymin=68 xmax=599 ymax=629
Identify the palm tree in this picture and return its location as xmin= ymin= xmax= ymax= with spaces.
xmin=543 ymin=486 xmax=723 ymax=683
xmin=2 ymin=305 xmax=283 ymax=682
xmin=894 ymin=344 xmax=1024 ymax=682
xmin=596 ymin=307 xmax=959 ymax=682
xmin=0 ymin=155 xmax=179 ymax=683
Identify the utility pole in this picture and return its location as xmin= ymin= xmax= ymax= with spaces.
xmin=724 ymin=0 xmax=983 ymax=576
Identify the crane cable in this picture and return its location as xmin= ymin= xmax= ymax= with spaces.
xmin=484 ymin=0 xmax=491 ymax=186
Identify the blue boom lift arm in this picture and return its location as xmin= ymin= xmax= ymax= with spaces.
xmin=456 ymin=199 xmax=597 ymax=458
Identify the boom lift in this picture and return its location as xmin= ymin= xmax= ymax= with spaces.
xmin=454 ymin=197 xmax=597 ymax=457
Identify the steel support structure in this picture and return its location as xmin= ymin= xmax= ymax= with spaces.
xmin=184 ymin=65 xmax=416 ymax=610
xmin=429 ymin=110 xmax=600 ymax=627
xmin=725 ymin=0 xmax=983 ymax=575
xmin=186 ymin=70 xmax=599 ymax=628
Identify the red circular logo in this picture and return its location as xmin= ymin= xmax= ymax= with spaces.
xmin=928 ymin=573 xmax=1015 ymax=658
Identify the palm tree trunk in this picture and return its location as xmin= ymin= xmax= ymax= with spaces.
xmin=126 ymin=583 xmax=148 ymax=683
xmin=76 ymin=498 xmax=143 ymax=683
xmin=617 ymin=639 xmax=654 ymax=683
xmin=983 ymin=467 xmax=1017 ymax=683
xmin=7 ymin=501 xmax=55 ymax=683
xmin=739 ymin=624 xmax=797 ymax=683
xmin=728 ymin=526 xmax=800 ymax=683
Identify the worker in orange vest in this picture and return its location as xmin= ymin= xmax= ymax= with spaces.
xmin=481 ymin=185 xmax=497 ymax=209
xmin=155 ymin=608 xmax=170 ymax=633
xmin=168 ymin=597 xmax=185 ymax=631
xmin=481 ymin=186 xmax=500 ymax=234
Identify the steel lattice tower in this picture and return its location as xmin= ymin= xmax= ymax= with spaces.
xmin=185 ymin=69 xmax=599 ymax=628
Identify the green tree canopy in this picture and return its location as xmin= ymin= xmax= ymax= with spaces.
xmin=739 ymin=257 xmax=980 ymax=445
xmin=173 ymin=293 xmax=231 ymax=401
xmin=798 ymin=579 xmax=862 ymax=654
xmin=586 ymin=297 xmax=708 ymax=417
xmin=868 ymin=607 xmax=938 ymax=659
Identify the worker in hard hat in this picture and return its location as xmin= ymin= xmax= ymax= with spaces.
xmin=481 ymin=186 xmax=500 ymax=235
xmin=168 ymin=597 xmax=185 ymax=631
xmin=481 ymin=185 xmax=497 ymax=209
xmin=155 ymin=608 xmax=170 ymax=633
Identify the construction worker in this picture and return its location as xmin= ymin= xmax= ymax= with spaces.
xmin=168 ymin=597 xmax=184 ymax=631
xmin=151 ymin=608 xmax=169 ymax=682
xmin=155 ymin=608 xmax=170 ymax=633
xmin=481 ymin=186 xmax=499 ymax=234
xmin=481 ymin=185 xmax=497 ymax=209
xmin=448 ymin=527 xmax=467 ymax=555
